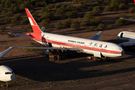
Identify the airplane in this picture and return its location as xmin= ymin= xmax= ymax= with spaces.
xmin=117 ymin=17 xmax=135 ymax=46
xmin=0 ymin=8 xmax=124 ymax=61
xmin=117 ymin=0 xmax=135 ymax=46
xmin=0 ymin=65 xmax=15 ymax=87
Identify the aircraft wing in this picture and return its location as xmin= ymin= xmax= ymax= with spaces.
xmin=120 ymin=18 xmax=135 ymax=22
xmin=0 ymin=47 xmax=13 ymax=59
xmin=8 ymin=32 xmax=33 ymax=38
xmin=91 ymin=31 xmax=103 ymax=40
xmin=0 ymin=47 xmax=82 ymax=59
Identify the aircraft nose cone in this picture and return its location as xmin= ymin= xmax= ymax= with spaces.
xmin=11 ymin=73 xmax=15 ymax=80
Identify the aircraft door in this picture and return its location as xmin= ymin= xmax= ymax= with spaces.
xmin=48 ymin=43 xmax=52 ymax=47
xmin=93 ymin=52 xmax=101 ymax=57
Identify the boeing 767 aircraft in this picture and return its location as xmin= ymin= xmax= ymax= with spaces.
xmin=0 ymin=8 xmax=124 ymax=60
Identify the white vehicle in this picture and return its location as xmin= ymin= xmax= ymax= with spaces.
xmin=0 ymin=8 xmax=124 ymax=60
xmin=0 ymin=65 xmax=15 ymax=87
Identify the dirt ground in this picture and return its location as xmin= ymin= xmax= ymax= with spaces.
xmin=1 ymin=2 xmax=135 ymax=89
xmin=0 ymin=24 xmax=135 ymax=90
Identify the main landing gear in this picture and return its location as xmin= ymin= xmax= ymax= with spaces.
xmin=101 ymin=57 xmax=110 ymax=63
xmin=87 ymin=56 xmax=110 ymax=63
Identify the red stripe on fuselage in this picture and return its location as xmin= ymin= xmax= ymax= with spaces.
xmin=33 ymin=39 xmax=121 ymax=55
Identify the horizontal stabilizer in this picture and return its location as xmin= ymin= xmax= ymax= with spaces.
xmin=0 ymin=47 xmax=82 ymax=59
xmin=9 ymin=32 xmax=33 ymax=38
xmin=91 ymin=31 xmax=103 ymax=40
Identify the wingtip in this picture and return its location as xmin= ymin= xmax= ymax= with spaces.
xmin=120 ymin=17 xmax=124 ymax=19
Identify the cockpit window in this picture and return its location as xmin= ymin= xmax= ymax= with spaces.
xmin=5 ymin=72 xmax=13 ymax=74
xmin=120 ymin=33 xmax=123 ymax=38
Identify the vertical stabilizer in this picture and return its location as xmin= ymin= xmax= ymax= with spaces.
xmin=25 ymin=8 xmax=42 ymax=33
xmin=134 ymin=0 xmax=135 ymax=3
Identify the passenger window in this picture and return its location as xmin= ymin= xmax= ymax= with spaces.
xmin=5 ymin=72 xmax=13 ymax=74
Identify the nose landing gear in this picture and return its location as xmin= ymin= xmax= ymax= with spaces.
xmin=1 ymin=82 xmax=8 ymax=88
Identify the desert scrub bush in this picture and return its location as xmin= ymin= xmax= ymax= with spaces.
xmin=32 ymin=11 xmax=39 ymax=18
xmin=55 ymin=21 xmax=63 ymax=29
xmin=71 ymin=23 xmax=80 ymax=30
xmin=119 ymin=3 xmax=127 ymax=10
xmin=40 ymin=12 xmax=54 ymax=21
xmin=118 ymin=13 xmax=127 ymax=18
xmin=35 ymin=1 xmax=47 ymax=7
xmin=115 ymin=19 xmax=128 ymax=26
xmin=97 ymin=23 xmax=105 ymax=30
xmin=72 ymin=0 xmax=83 ymax=4
xmin=20 ymin=18 xmax=28 ymax=25
xmin=62 ymin=19 xmax=72 ymax=28
xmin=19 ymin=1 xmax=33 ymax=11
xmin=104 ymin=5 xmax=113 ymax=11
xmin=104 ymin=0 xmax=125 ymax=11
xmin=1 ymin=10 xmax=7 ymax=16
xmin=46 ymin=5 xmax=54 ymax=11
xmin=11 ymin=18 xmax=17 ymax=24
xmin=66 ymin=4 xmax=76 ymax=11
xmin=91 ymin=6 xmax=102 ymax=16
xmin=109 ymin=0 xmax=121 ymax=11
xmin=128 ymin=7 xmax=135 ymax=13
xmin=54 ymin=3 xmax=62 ymax=9
xmin=45 ymin=28 xmax=53 ymax=33
xmin=40 ymin=8 xmax=47 ymax=13
xmin=56 ymin=7 xmax=66 ymax=15
xmin=23 ymin=25 xmax=32 ymax=32
xmin=84 ymin=14 xmax=93 ymax=21
xmin=88 ymin=0 xmax=94 ymax=6
xmin=66 ymin=11 xmax=77 ymax=18
xmin=0 ymin=18 xmax=4 ymax=24
xmin=86 ymin=26 xmax=95 ymax=31
xmin=97 ymin=0 xmax=111 ymax=5
xmin=9 ymin=24 xmax=13 ymax=28
xmin=6 ymin=11 xmax=13 ymax=17
xmin=107 ymin=25 xmax=113 ymax=29
xmin=39 ymin=20 xmax=49 ymax=27
xmin=80 ymin=21 xmax=86 ymax=27
xmin=14 ymin=14 xmax=21 ymax=20
xmin=4 ymin=16 xmax=11 ymax=23
xmin=71 ymin=20 xmax=81 ymax=30
xmin=12 ymin=6 xmax=19 ymax=13
xmin=4 ymin=1 xmax=11 ymax=8
xmin=89 ymin=17 xmax=101 ymax=26
xmin=0 ymin=26 xmax=6 ymax=32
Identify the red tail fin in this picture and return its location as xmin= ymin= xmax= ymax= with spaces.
xmin=25 ymin=8 xmax=42 ymax=33
xmin=134 ymin=0 xmax=135 ymax=3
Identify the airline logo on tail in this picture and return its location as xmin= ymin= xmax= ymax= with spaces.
xmin=28 ymin=17 xmax=36 ymax=26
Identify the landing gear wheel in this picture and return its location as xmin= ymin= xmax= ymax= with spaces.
xmin=101 ymin=57 xmax=110 ymax=63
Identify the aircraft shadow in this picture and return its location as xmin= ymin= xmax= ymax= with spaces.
xmin=0 ymin=51 xmax=135 ymax=82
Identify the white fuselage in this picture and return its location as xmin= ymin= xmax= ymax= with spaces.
xmin=0 ymin=65 xmax=15 ymax=82
xmin=33 ymin=32 xmax=124 ymax=58
xmin=118 ymin=31 xmax=135 ymax=42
